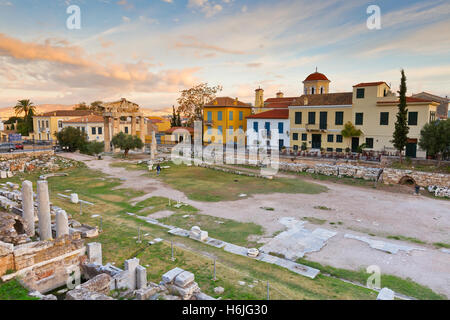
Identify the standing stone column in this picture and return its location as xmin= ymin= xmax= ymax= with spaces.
xmin=136 ymin=265 xmax=147 ymax=289
xmin=104 ymin=117 xmax=111 ymax=153
xmin=151 ymin=131 xmax=157 ymax=160
xmin=124 ymin=258 xmax=140 ymax=290
xmin=140 ymin=116 xmax=146 ymax=152
xmin=131 ymin=116 xmax=137 ymax=136
xmin=113 ymin=117 xmax=121 ymax=152
xmin=55 ymin=210 xmax=69 ymax=238
xmin=37 ymin=180 xmax=52 ymax=240
xmin=22 ymin=180 xmax=35 ymax=236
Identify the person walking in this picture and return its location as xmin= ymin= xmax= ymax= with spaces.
xmin=156 ymin=164 xmax=161 ymax=175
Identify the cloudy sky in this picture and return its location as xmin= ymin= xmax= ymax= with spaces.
xmin=0 ymin=0 xmax=449 ymax=113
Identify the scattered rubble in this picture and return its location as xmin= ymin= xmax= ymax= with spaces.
xmin=0 ymin=152 xmax=81 ymax=179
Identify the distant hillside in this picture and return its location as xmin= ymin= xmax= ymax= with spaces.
xmin=0 ymin=104 xmax=171 ymax=120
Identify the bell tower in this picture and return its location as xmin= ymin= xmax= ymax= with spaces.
xmin=254 ymin=87 xmax=264 ymax=113
xmin=303 ymin=68 xmax=330 ymax=95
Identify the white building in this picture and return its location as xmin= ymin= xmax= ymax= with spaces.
xmin=62 ymin=115 xmax=105 ymax=142
xmin=246 ymin=109 xmax=290 ymax=150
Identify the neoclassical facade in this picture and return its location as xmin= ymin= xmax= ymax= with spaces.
xmin=102 ymin=98 xmax=146 ymax=152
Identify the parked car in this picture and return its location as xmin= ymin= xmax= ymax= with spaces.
xmin=53 ymin=145 xmax=70 ymax=152
xmin=0 ymin=143 xmax=16 ymax=153
xmin=15 ymin=143 xmax=24 ymax=150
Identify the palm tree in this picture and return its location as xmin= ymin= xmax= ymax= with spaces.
xmin=14 ymin=99 xmax=36 ymax=118
xmin=341 ymin=121 xmax=362 ymax=151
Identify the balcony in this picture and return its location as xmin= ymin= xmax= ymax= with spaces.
xmin=305 ymin=123 xmax=327 ymax=132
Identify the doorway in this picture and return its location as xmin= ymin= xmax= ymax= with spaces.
xmin=351 ymin=137 xmax=359 ymax=152
xmin=312 ymin=134 xmax=321 ymax=149
xmin=405 ymin=143 xmax=417 ymax=158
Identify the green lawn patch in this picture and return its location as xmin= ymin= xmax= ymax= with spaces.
xmin=151 ymin=162 xmax=327 ymax=202
xmin=0 ymin=279 xmax=38 ymax=300
xmin=159 ymin=213 xmax=264 ymax=247
xmin=433 ymin=242 xmax=450 ymax=249
xmin=128 ymin=196 xmax=198 ymax=216
xmin=386 ymin=235 xmax=426 ymax=244
xmin=296 ymin=258 xmax=446 ymax=300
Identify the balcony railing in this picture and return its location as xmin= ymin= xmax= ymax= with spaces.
xmin=305 ymin=123 xmax=327 ymax=131
xmin=204 ymin=120 xmax=214 ymax=127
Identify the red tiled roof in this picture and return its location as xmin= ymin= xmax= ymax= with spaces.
xmin=38 ymin=110 xmax=96 ymax=117
xmin=205 ymin=97 xmax=251 ymax=108
xmin=265 ymin=97 xmax=299 ymax=104
xmin=264 ymin=103 xmax=290 ymax=109
xmin=304 ymin=72 xmax=329 ymax=82
xmin=63 ymin=115 xmax=104 ymax=123
xmin=247 ymin=109 xmax=289 ymax=119
xmin=165 ymin=127 xmax=194 ymax=134
xmin=377 ymin=97 xmax=435 ymax=104
xmin=291 ymin=93 xmax=353 ymax=106
xmin=353 ymin=82 xmax=389 ymax=88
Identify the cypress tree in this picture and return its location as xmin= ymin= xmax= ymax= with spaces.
xmin=170 ymin=105 xmax=177 ymax=128
xmin=391 ymin=69 xmax=409 ymax=163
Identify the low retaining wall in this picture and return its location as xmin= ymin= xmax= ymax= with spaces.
xmin=0 ymin=233 xmax=86 ymax=293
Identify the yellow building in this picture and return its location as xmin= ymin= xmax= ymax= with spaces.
xmin=62 ymin=115 xmax=105 ymax=142
xmin=31 ymin=110 xmax=96 ymax=142
xmin=353 ymin=82 xmax=438 ymax=158
xmin=288 ymin=72 xmax=439 ymax=157
xmin=203 ymin=97 xmax=252 ymax=145
xmin=289 ymin=92 xmax=353 ymax=152
xmin=148 ymin=116 xmax=171 ymax=132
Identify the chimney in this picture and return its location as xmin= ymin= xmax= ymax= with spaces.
xmin=276 ymin=92 xmax=284 ymax=98
xmin=303 ymin=97 xmax=308 ymax=106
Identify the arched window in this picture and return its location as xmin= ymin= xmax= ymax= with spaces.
xmin=311 ymin=87 xmax=315 ymax=94
xmin=304 ymin=87 xmax=307 ymax=95
xmin=320 ymin=87 xmax=324 ymax=94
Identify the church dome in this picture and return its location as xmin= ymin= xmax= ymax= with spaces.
xmin=304 ymin=72 xmax=330 ymax=82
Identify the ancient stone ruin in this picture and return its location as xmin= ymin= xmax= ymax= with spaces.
xmin=0 ymin=179 xmax=99 ymax=294
xmin=0 ymin=151 xmax=79 ymax=180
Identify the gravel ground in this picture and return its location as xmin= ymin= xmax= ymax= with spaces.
xmin=61 ymin=153 xmax=450 ymax=297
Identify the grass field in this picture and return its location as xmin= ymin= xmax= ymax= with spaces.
xmin=4 ymin=161 xmax=446 ymax=300
xmin=0 ymin=279 xmax=39 ymax=300
xmin=296 ymin=259 xmax=446 ymax=300
xmin=148 ymin=162 xmax=327 ymax=202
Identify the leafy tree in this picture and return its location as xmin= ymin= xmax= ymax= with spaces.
xmin=391 ymin=69 xmax=409 ymax=163
xmin=81 ymin=141 xmax=104 ymax=157
xmin=176 ymin=110 xmax=182 ymax=127
xmin=56 ymin=127 xmax=88 ymax=152
xmin=4 ymin=116 xmax=22 ymax=124
xmin=170 ymin=105 xmax=178 ymax=128
xmin=111 ymin=132 xmax=144 ymax=157
xmin=419 ymin=119 xmax=450 ymax=164
xmin=340 ymin=121 xmax=362 ymax=151
xmin=177 ymin=83 xmax=222 ymax=126
xmin=74 ymin=102 xmax=89 ymax=110
xmin=90 ymin=101 xmax=104 ymax=114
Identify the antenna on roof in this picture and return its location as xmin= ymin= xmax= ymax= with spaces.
xmin=315 ymin=67 xmax=318 ymax=73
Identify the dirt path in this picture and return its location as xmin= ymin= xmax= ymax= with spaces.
xmin=61 ymin=153 xmax=450 ymax=297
